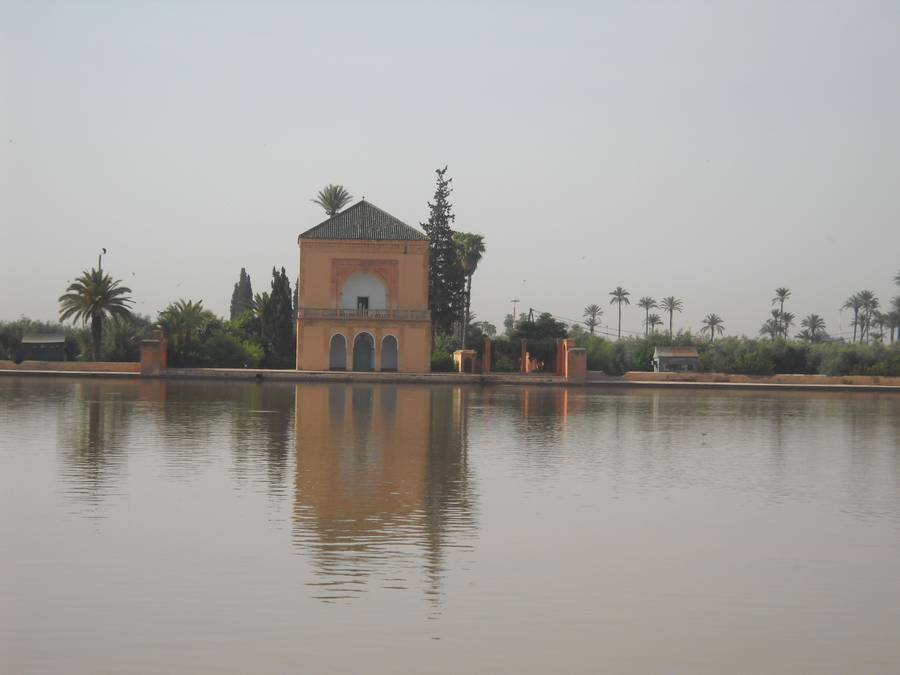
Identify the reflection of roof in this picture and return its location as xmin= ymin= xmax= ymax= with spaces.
xmin=21 ymin=333 xmax=66 ymax=344
xmin=653 ymin=346 xmax=699 ymax=358
xmin=300 ymin=200 xmax=427 ymax=241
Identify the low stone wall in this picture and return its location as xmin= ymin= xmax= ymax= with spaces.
xmin=0 ymin=361 xmax=140 ymax=373
xmin=623 ymin=371 xmax=900 ymax=387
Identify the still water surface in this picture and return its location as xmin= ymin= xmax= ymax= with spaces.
xmin=1 ymin=377 xmax=899 ymax=674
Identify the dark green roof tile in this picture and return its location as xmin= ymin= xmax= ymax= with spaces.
xmin=300 ymin=200 xmax=426 ymax=241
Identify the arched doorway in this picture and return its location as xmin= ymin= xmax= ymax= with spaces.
xmin=381 ymin=335 xmax=398 ymax=371
xmin=329 ymin=334 xmax=347 ymax=370
xmin=352 ymin=333 xmax=374 ymax=372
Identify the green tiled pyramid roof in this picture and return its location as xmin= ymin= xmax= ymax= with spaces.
xmin=300 ymin=200 xmax=426 ymax=241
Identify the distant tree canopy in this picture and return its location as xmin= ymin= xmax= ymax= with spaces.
xmin=230 ymin=268 xmax=254 ymax=321
xmin=422 ymin=166 xmax=465 ymax=336
xmin=512 ymin=312 xmax=568 ymax=341
xmin=266 ymin=267 xmax=295 ymax=367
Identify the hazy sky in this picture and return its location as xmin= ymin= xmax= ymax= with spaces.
xmin=2 ymin=0 xmax=898 ymax=338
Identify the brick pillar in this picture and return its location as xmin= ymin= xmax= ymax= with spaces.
xmin=556 ymin=340 xmax=565 ymax=375
xmin=140 ymin=327 xmax=167 ymax=376
xmin=520 ymin=339 xmax=528 ymax=373
xmin=565 ymin=347 xmax=587 ymax=384
xmin=482 ymin=336 xmax=492 ymax=374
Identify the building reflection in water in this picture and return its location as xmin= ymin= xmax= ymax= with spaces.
xmin=293 ymin=384 xmax=476 ymax=603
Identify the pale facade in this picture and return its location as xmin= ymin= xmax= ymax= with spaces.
xmin=295 ymin=200 xmax=432 ymax=372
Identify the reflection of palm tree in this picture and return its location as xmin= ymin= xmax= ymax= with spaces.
xmin=58 ymin=382 xmax=136 ymax=507
xmin=637 ymin=297 xmax=657 ymax=336
xmin=608 ymin=287 xmax=630 ymax=339
xmin=229 ymin=383 xmax=294 ymax=488
xmin=582 ymin=304 xmax=602 ymax=335
xmin=701 ymin=313 xmax=725 ymax=341
xmin=660 ymin=296 xmax=683 ymax=339
xmin=59 ymin=268 xmax=133 ymax=360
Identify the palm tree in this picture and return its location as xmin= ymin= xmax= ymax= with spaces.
xmin=59 ymin=268 xmax=133 ymax=360
xmin=759 ymin=318 xmax=779 ymax=340
xmin=637 ymin=297 xmax=657 ymax=336
xmin=843 ymin=293 xmax=863 ymax=342
xmin=608 ymin=287 xmax=630 ymax=339
xmin=891 ymin=296 xmax=900 ymax=343
xmin=895 ymin=268 xmax=900 ymax=286
xmin=583 ymin=304 xmax=602 ymax=335
xmin=874 ymin=311 xmax=890 ymax=341
xmin=888 ymin=305 xmax=900 ymax=343
xmin=780 ymin=311 xmax=795 ymax=340
xmin=157 ymin=299 xmax=216 ymax=351
xmin=648 ymin=313 xmax=663 ymax=333
xmin=772 ymin=287 xmax=791 ymax=316
xmin=311 ymin=184 xmax=353 ymax=216
xmin=660 ymin=296 xmax=683 ymax=339
xmin=800 ymin=314 xmax=826 ymax=341
xmin=700 ymin=313 xmax=725 ymax=341
xmin=856 ymin=290 xmax=878 ymax=342
xmin=453 ymin=232 xmax=486 ymax=348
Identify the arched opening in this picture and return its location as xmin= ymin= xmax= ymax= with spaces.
xmin=329 ymin=334 xmax=347 ymax=371
xmin=352 ymin=333 xmax=375 ymax=372
xmin=340 ymin=273 xmax=388 ymax=312
xmin=381 ymin=335 xmax=398 ymax=372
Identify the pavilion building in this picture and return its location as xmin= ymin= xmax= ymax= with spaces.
xmin=295 ymin=200 xmax=432 ymax=372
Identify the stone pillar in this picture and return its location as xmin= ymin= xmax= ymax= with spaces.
xmin=565 ymin=347 xmax=587 ymax=384
xmin=520 ymin=339 xmax=528 ymax=374
xmin=482 ymin=337 xmax=492 ymax=374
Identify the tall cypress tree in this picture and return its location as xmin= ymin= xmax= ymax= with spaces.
xmin=269 ymin=267 xmax=295 ymax=366
xmin=421 ymin=166 xmax=465 ymax=337
xmin=229 ymin=268 xmax=254 ymax=320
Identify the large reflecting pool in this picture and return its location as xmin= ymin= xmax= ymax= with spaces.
xmin=1 ymin=377 xmax=899 ymax=674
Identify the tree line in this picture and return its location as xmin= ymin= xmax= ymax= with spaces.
xmin=2 ymin=171 xmax=491 ymax=370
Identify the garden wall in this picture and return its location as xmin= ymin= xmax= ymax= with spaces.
xmin=0 ymin=361 xmax=140 ymax=373
xmin=624 ymin=371 xmax=900 ymax=387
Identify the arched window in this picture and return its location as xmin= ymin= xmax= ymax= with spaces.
xmin=329 ymin=334 xmax=347 ymax=370
xmin=381 ymin=335 xmax=398 ymax=371
xmin=352 ymin=333 xmax=375 ymax=372
xmin=340 ymin=273 xmax=387 ymax=312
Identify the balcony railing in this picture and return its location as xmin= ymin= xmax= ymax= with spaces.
xmin=298 ymin=307 xmax=431 ymax=321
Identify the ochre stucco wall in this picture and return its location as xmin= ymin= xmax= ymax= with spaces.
xmin=298 ymin=240 xmax=429 ymax=310
xmin=296 ymin=238 xmax=432 ymax=373
xmin=297 ymin=321 xmax=431 ymax=372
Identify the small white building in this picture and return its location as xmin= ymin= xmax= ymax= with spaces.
xmin=653 ymin=346 xmax=699 ymax=372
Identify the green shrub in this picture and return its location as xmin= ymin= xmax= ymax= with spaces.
xmin=431 ymin=350 xmax=454 ymax=372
